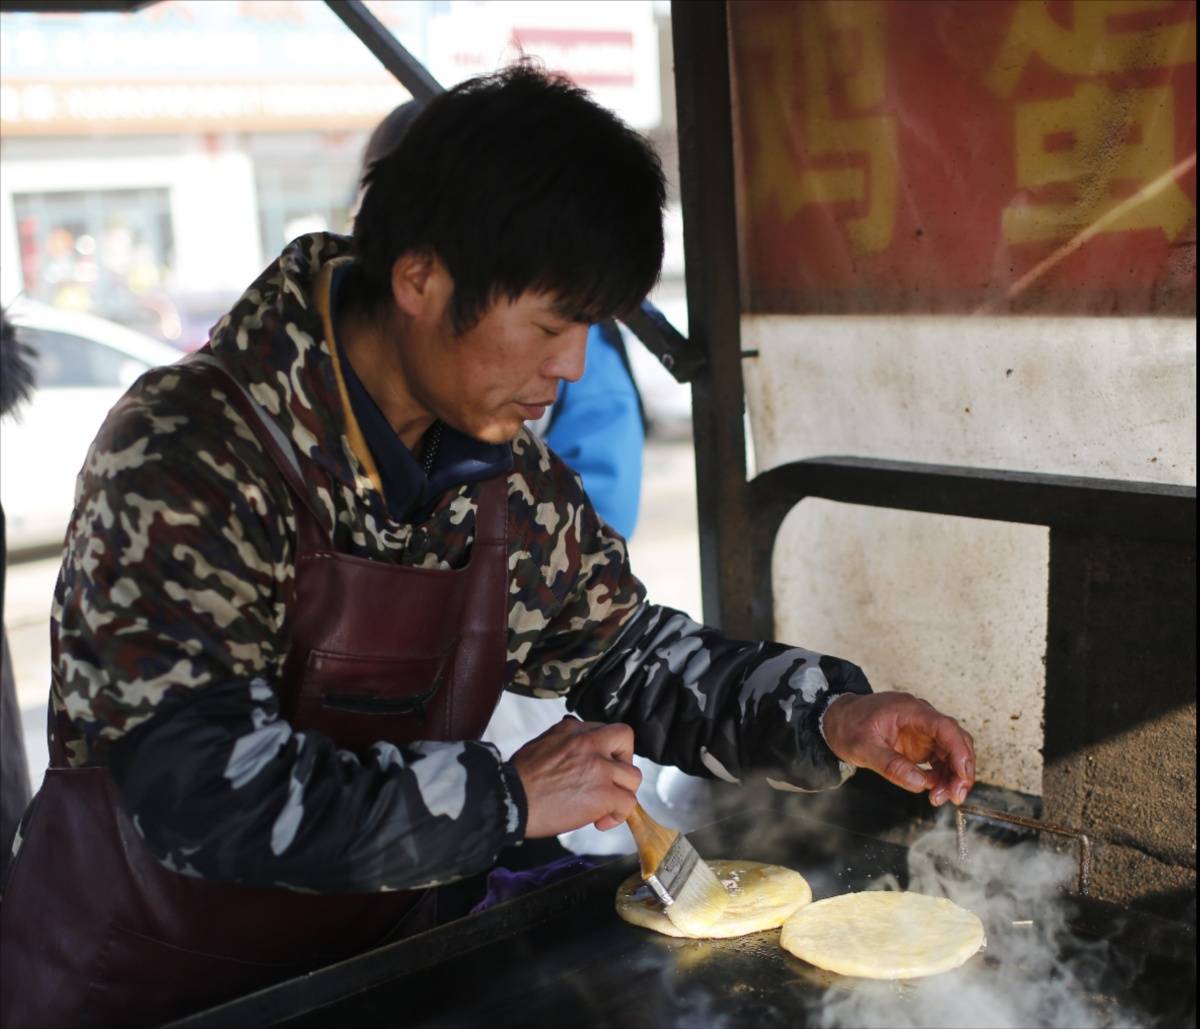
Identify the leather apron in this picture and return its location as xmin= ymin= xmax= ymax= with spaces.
xmin=0 ymin=356 xmax=511 ymax=1028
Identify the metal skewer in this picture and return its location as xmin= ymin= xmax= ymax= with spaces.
xmin=954 ymin=803 xmax=1093 ymax=895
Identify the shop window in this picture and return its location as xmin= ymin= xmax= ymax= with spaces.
xmin=13 ymin=188 xmax=179 ymax=344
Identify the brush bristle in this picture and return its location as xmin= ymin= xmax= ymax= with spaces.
xmin=664 ymin=853 xmax=731 ymax=936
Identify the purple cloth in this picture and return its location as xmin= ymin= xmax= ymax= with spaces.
xmin=470 ymin=855 xmax=600 ymax=914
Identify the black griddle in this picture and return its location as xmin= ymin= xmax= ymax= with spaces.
xmin=167 ymin=807 xmax=1196 ymax=1029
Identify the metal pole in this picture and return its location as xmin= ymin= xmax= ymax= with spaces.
xmin=325 ymin=0 xmax=444 ymax=104
xmin=671 ymin=0 xmax=754 ymax=634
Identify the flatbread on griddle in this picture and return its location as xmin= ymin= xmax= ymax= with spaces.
xmin=615 ymin=859 xmax=812 ymax=939
xmin=780 ymin=890 xmax=985 ymax=979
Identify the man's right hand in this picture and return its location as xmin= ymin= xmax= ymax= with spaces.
xmin=510 ymin=716 xmax=642 ymax=838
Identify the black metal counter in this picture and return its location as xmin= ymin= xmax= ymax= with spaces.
xmin=169 ymin=807 xmax=1196 ymax=1029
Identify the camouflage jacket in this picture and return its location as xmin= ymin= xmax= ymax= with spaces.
xmin=47 ymin=234 xmax=871 ymax=893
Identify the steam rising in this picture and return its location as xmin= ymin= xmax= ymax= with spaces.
xmin=814 ymin=823 xmax=1147 ymax=1029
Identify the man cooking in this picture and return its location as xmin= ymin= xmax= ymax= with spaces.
xmin=0 ymin=65 xmax=974 ymax=1029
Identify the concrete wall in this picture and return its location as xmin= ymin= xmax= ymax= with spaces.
xmin=1043 ymin=532 xmax=1196 ymax=918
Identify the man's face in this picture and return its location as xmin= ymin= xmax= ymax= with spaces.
xmin=398 ymin=268 xmax=590 ymax=444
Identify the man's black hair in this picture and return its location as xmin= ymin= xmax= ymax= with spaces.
xmin=348 ymin=62 xmax=666 ymax=335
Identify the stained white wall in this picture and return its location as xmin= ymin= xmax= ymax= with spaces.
xmin=742 ymin=315 xmax=1196 ymax=795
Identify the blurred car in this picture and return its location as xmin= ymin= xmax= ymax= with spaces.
xmin=1 ymin=300 xmax=183 ymax=554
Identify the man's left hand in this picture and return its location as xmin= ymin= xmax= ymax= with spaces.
xmin=821 ymin=692 xmax=975 ymax=806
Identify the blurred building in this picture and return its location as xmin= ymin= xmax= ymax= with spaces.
xmin=0 ymin=0 xmax=673 ymax=348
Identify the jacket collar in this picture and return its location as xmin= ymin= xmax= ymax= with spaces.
xmin=207 ymin=233 xmax=371 ymax=484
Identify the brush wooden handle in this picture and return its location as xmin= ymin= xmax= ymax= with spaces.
xmin=625 ymin=803 xmax=679 ymax=881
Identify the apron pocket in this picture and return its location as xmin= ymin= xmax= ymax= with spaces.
xmin=292 ymin=646 xmax=461 ymax=746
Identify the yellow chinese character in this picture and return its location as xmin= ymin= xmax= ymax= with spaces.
xmin=741 ymin=1 xmax=897 ymax=256
xmin=1005 ymin=82 xmax=1193 ymax=243
xmin=987 ymin=0 xmax=1195 ymax=99
xmin=989 ymin=0 xmax=1195 ymax=245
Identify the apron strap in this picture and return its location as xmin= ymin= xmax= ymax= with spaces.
xmin=474 ymin=467 xmax=509 ymax=547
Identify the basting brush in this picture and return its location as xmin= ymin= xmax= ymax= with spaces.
xmin=625 ymin=802 xmax=730 ymax=935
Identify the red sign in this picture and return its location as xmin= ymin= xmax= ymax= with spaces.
xmin=730 ymin=0 xmax=1197 ymax=315
xmin=511 ymin=28 xmax=637 ymax=88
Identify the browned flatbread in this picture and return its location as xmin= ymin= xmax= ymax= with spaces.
xmin=615 ymin=859 xmax=812 ymax=939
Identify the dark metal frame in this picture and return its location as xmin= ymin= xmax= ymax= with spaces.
xmin=325 ymin=0 xmax=443 ymax=104
xmin=671 ymin=0 xmax=756 ymax=632
xmin=746 ymin=459 xmax=1195 ymax=639
xmin=671 ymin=0 xmax=1197 ymax=641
